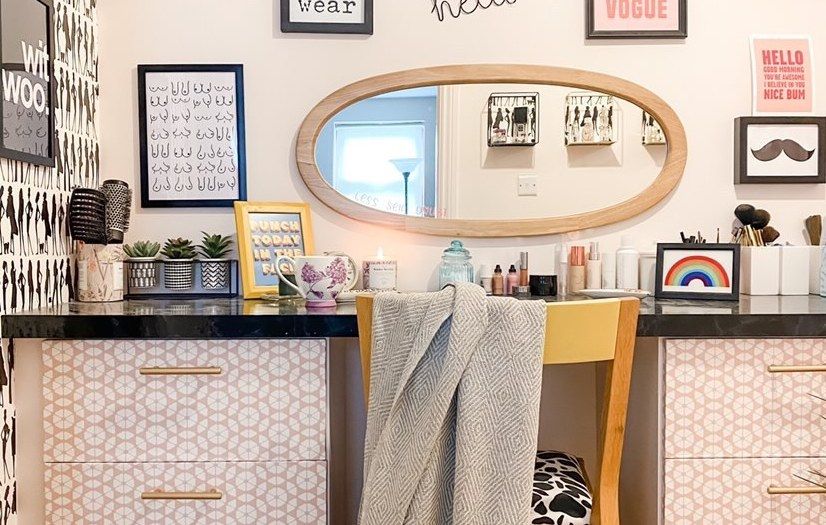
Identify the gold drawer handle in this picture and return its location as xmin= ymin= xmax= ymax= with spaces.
xmin=767 ymin=486 xmax=826 ymax=495
xmin=139 ymin=367 xmax=223 ymax=376
xmin=767 ymin=365 xmax=826 ymax=374
xmin=141 ymin=490 xmax=223 ymax=501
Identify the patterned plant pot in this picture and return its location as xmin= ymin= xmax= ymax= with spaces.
xmin=163 ymin=259 xmax=195 ymax=290
xmin=201 ymin=259 xmax=231 ymax=290
xmin=127 ymin=258 xmax=158 ymax=289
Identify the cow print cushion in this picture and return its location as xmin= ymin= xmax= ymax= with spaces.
xmin=532 ymin=450 xmax=592 ymax=525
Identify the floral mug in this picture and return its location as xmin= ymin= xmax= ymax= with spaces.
xmin=275 ymin=255 xmax=358 ymax=308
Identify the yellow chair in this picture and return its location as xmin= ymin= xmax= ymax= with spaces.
xmin=356 ymin=295 xmax=640 ymax=525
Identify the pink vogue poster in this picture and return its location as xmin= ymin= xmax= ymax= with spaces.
xmin=591 ymin=0 xmax=682 ymax=32
xmin=751 ymin=36 xmax=814 ymax=114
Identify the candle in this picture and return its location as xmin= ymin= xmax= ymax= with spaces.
xmin=362 ymin=247 xmax=398 ymax=290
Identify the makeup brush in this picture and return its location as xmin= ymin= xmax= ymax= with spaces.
xmin=761 ymin=226 xmax=780 ymax=244
xmin=805 ymin=215 xmax=822 ymax=246
xmin=734 ymin=204 xmax=756 ymax=225
xmin=751 ymin=209 xmax=771 ymax=230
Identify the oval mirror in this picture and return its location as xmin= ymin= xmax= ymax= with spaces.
xmin=297 ymin=65 xmax=686 ymax=237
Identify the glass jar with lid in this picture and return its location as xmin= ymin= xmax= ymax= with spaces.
xmin=438 ymin=240 xmax=474 ymax=289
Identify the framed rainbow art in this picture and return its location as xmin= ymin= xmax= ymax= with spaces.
xmin=655 ymin=244 xmax=741 ymax=301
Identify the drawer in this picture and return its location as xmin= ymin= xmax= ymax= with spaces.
xmin=664 ymin=339 xmax=825 ymax=458
xmin=43 ymin=339 xmax=327 ymax=463
xmin=45 ymin=461 xmax=327 ymax=525
xmin=664 ymin=458 xmax=826 ymax=524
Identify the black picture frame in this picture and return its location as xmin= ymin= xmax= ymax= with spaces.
xmin=586 ymin=0 xmax=687 ymax=40
xmin=655 ymin=243 xmax=741 ymax=301
xmin=280 ymin=0 xmax=373 ymax=35
xmin=138 ymin=64 xmax=247 ymax=208
xmin=0 ymin=0 xmax=56 ymax=167
xmin=734 ymin=116 xmax=826 ymax=184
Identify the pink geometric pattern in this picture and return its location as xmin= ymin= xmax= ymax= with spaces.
xmin=43 ymin=339 xmax=327 ymax=463
xmin=664 ymin=458 xmax=826 ymax=523
xmin=45 ymin=461 xmax=327 ymax=524
xmin=664 ymin=339 xmax=825 ymax=458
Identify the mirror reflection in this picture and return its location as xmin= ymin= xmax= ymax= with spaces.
xmin=316 ymin=84 xmax=667 ymax=221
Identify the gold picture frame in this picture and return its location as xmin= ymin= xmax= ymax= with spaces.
xmin=234 ymin=201 xmax=315 ymax=299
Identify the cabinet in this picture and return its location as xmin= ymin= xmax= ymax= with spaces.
xmin=663 ymin=339 xmax=825 ymax=524
xmin=42 ymin=339 xmax=328 ymax=524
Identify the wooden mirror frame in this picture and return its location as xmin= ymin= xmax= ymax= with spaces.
xmin=296 ymin=64 xmax=687 ymax=237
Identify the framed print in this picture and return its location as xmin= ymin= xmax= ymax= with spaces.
xmin=586 ymin=0 xmax=687 ymax=39
xmin=234 ymin=201 xmax=315 ymax=299
xmin=280 ymin=0 xmax=373 ymax=34
xmin=751 ymin=35 xmax=814 ymax=115
xmin=0 ymin=0 xmax=56 ymax=167
xmin=734 ymin=116 xmax=826 ymax=184
xmin=487 ymin=92 xmax=538 ymax=147
xmin=138 ymin=64 xmax=247 ymax=208
xmin=642 ymin=111 xmax=666 ymax=145
xmin=655 ymin=243 xmax=740 ymax=301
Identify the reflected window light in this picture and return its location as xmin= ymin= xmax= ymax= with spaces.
xmin=333 ymin=122 xmax=426 ymax=216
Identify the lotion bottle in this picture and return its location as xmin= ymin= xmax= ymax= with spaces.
xmin=616 ymin=235 xmax=640 ymax=289
xmin=568 ymin=246 xmax=586 ymax=294
xmin=506 ymin=265 xmax=519 ymax=295
xmin=492 ymin=265 xmax=504 ymax=296
xmin=586 ymin=242 xmax=602 ymax=290
xmin=558 ymin=245 xmax=568 ymax=296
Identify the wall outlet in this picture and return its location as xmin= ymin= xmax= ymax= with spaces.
xmin=517 ymin=175 xmax=538 ymax=196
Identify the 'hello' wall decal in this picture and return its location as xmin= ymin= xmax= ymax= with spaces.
xmin=431 ymin=0 xmax=518 ymax=21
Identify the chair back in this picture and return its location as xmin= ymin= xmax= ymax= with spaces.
xmin=355 ymin=294 xmax=640 ymax=525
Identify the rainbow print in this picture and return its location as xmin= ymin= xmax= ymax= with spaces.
xmin=664 ymin=255 xmax=731 ymax=288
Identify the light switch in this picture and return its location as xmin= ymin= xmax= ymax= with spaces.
xmin=518 ymin=175 xmax=538 ymax=196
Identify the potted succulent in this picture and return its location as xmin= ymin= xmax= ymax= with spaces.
xmin=161 ymin=237 xmax=197 ymax=290
xmin=123 ymin=240 xmax=161 ymax=289
xmin=198 ymin=232 xmax=234 ymax=289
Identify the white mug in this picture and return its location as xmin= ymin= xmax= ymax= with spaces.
xmin=275 ymin=255 xmax=358 ymax=308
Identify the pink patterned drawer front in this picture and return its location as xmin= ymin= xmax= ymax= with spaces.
xmin=45 ymin=461 xmax=327 ymax=525
xmin=43 ymin=339 xmax=327 ymax=463
xmin=664 ymin=458 xmax=826 ymax=524
xmin=664 ymin=339 xmax=825 ymax=458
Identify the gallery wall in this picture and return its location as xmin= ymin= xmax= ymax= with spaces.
xmin=0 ymin=0 xmax=100 ymax=522
xmin=97 ymin=0 xmax=826 ymax=290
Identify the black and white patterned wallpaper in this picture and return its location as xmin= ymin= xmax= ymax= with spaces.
xmin=0 ymin=0 xmax=99 ymax=521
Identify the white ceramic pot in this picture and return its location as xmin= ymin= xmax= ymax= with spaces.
xmin=808 ymin=246 xmax=822 ymax=294
xmin=779 ymin=246 xmax=810 ymax=296
xmin=201 ymin=259 xmax=231 ymax=289
xmin=163 ymin=259 xmax=195 ymax=290
xmin=740 ymin=246 xmax=780 ymax=296
xmin=127 ymin=257 xmax=158 ymax=289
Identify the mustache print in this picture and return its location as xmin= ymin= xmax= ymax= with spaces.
xmin=751 ymin=139 xmax=816 ymax=162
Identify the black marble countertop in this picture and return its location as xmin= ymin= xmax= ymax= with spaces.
xmin=4 ymin=295 xmax=826 ymax=339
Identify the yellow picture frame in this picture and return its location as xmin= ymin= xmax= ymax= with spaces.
xmin=234 ymin=201 xmax=315 ymax=299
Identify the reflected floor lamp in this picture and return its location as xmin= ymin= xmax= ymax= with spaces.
xmin=390 ymin=158 xmax=422 ymax=216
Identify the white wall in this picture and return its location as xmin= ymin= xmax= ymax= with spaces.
xmin=99 ymin=0 xmax=826 ymax=291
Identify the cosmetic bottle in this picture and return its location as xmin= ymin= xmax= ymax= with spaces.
xmin=492 ymin=265 xmax=505 ymax=296
xmin=586 ymin=242 xmax=602 ymax=290
xmin=558 ymin=246 xmax=568 ymax=296
xmin=519 ymin=252 xmax=529 ymax=286
xmin=616 ymin=236 xmax=640 ymax=289
xmin=602 ymin=251 xmax=616 ymax=289
xmin=506 ymin=265 xmax=519 ymax=295
xmin=568 ymin=246 xmax=586 ymax=294
xmin=479 ymin=264 xmax=493 ymax=294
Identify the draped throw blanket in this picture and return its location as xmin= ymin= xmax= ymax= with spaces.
xmin=360 ymin=283 xmax=547 ymax=525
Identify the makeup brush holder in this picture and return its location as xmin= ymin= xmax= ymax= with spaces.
xmin=809 ymin=246 xmax=823 ymax=294
xmin=740 ymin=246 xmax=780 ymax=296
xmin=76 ymin=242 xmax=124 ymax=303
xmin=779 ymin=246 xmax=809 ymax=296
